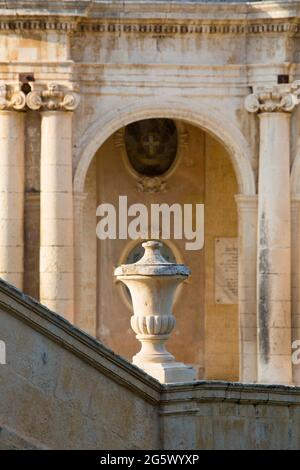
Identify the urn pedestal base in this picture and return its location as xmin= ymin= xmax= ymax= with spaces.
xmin=134 ymin=361 xmax=196 ymax=384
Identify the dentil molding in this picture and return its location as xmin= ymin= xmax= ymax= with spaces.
xmin=0 ymin=20 xmax=299 ymax=35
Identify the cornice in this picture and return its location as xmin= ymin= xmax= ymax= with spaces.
xmin=0 ymin=2 xmax=300 ymax=21
xmin=0 ymin=2 xmax=300 ymax=35
xmin=85 ymin=1 xmax=300 ymax=23
xmin=1 ymin=17 xmax=300 ymax=35
xmin=160 ymin=380 xmax=300 ymax=410
xmin=76 ymin=20 xmax=300 ymax=35
xmin=235 ymin=194 xmax=258 ymax=211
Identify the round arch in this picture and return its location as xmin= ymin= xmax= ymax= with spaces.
xmin=73 ymin=99 xmax=256 ymax=195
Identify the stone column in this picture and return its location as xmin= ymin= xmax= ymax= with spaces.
xmin=245 ymin=85 xmax=299 ymax=384
xmin=24 ymin=192 xmax=40 ymax=299
xmin=27 ymin=83 xmax=80 ymax=322
xmin=291 ymin=196 xmax=300 ymax=385
xmin=0 ymin=84 xmax=26 ymax=289
xmin=73 ymin=191 xmax=89 ymax=329
xmin=235 ymin=195 xmax=258 ymax=383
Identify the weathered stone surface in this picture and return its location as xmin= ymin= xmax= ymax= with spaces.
xmin=0 ymin=280 xmax=161 ymax=449
xmin=0 ymin=2 xmax=300 ymax=444
xmin=1 ymin=279 xmax=300 ymax=449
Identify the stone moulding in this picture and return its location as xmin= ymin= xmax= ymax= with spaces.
xmin=1 ymin=277 xmax=300 ymax=408
xmin=0 ymin=20 xmax=76 ymax=31
xmin=76 ymin=22 xmax=300 ymax=35
xmin=0 ymin=17 xmax=299 ymax=35
xmin=0 ymin=0 xmax=296 ymax=19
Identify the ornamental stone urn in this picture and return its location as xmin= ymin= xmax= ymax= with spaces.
xmin=114 ymin=240 xmax=195 ymax=383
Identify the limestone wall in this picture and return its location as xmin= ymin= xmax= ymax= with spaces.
xmin=204 ymin=135 xmax=239 ymax=380
xmin=161 ymin=382 xmax=300 ymax=450
xmin=0 ymin=279 xmax=300 ymax=450
xmin=0 ymin=281 xmax=161 ymax=450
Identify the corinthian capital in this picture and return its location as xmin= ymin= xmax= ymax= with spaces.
xmin=245 ymin=82 xmax=300 ymax=113
xmin=26 ymin=82 xmax=80 ymax=111
xmin=0 ymin=83 xmax=26 ymax=111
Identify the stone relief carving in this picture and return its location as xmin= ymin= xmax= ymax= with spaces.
xmin=136 ymin=176 xmax=167 ymax=193
xmin=124 ymin=118 xmax=178 ymax=177
xmin=114 ymin=122 xmax=189 ymax=193
xmin=114 ymin=127 xmax=170 ymax=193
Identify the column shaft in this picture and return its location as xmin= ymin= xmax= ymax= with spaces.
xmin=257 ymin=112 xmax=292 ymax=384
xmin=40 ymin=111 xmax=74 ymax=321
xmin=73 ymin=192 xmax=92 ymax=331
xmin=292 ymin=197 xmax=300 ymax=384
xmin=0 ymin=111 xmax=24 ymax=289
xmin=235 ymin=195 xmax=258 ymax=382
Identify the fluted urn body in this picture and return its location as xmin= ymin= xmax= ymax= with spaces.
xmin=114 ymin=240 xmax=195 ymax=383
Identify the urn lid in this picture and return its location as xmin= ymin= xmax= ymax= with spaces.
xmin=114 ymin=241 xmax=190 ymax=277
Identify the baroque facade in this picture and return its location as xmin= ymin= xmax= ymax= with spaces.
xmin=1 ymin=0 xmax=300 ymax=449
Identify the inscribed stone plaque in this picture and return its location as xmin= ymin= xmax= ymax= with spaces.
xmin=215 ymin=238 xmax=238 ymax=304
